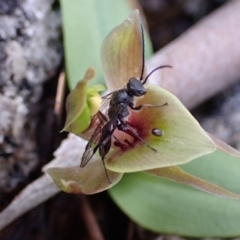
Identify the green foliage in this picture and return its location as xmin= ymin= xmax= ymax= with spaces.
xmin=60 ymin=0 xmax=152 ymax=90
xmin=109 ymin=149 xmax=240 ymax=237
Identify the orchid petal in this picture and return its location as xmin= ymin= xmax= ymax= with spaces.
xmin=45 ymin=134 xmax=123 ymax=195
xmin=101 ymin=10 xmax=144 ymax=91
xmin=61 ymin=68 xmax=104 ymax=134
xmin=47 ymin=161 xmax=123 ymax=195
xmin=106 ymin=84 xmax=216 ymax=172
xmin=146 ymin=166 xmax=240 ymax=200
xmin=87 ymin=94 xmax=102 ymax=116
xmin=208 ymin=132 xmax=240 ymax=158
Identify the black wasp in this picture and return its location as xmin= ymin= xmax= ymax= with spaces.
xmin=80 ymin=25 xmax=172 ymax=182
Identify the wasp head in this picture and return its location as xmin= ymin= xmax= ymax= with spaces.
xmin=127 ymin=78 xmax=147 ymax=96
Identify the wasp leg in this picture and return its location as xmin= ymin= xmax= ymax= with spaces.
xmin=99 ymin=135 xmax=112 ymax=184
xmin=117 ymin=120 xmax=157 ymax=152
xmin=130 ymin=102 xmax=168 ymax=111
xmin=98 ymin=122 xmax=116 ymax=159
xmin=98 ymin=123 xmax=117 ymax=184
xmin=99 ymin=136 xmax=112 ymax=160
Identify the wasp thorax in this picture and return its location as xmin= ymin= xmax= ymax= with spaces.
xmin=127 ymin=78 xmax=146 ymax=96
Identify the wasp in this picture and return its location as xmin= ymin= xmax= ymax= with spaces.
xmin=80 ymin=25 xmax=172 ymax=182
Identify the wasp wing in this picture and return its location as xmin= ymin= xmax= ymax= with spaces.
xmin=80 ymin=92 xmax=114 ymax=167
xmin=84 ymin=92 xmax=113 ymax=131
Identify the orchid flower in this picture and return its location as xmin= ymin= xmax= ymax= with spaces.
xmin=47 ymin=10 xmax=240 ymax=199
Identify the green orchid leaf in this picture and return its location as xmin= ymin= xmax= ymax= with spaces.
xmin=101 ymin=10 xmax=146 ymax=91
xmin=105 ymin=84 xmax=216 ymax=172
xmin=147 ymin=166 xmax=240 ymax=199
xmin=47 ymin=160 xmax=123 ymax=195
xmin=60 ymin=0 xmax=152 ymax=90
xmin=61 ymin=68 xmax=97 ymax=134
xmin=109 ymin=148 xmax=240 ymax=237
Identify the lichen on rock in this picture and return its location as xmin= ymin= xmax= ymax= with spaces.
xmin=0 ymin=0 xmax=62 ymax=205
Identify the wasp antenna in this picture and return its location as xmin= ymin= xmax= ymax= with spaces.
xmin=142 ymin=65 xmax=172 ymax=85
xmin=139 ymin=24 xmax=145 ymax=81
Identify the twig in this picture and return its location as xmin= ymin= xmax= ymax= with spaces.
xmin=126 ymin=220 xmax=134 ymax=240
xmin=147 ymin=0 xmax=240 ymax=109
xmin=54 ymin=71 xmax=66 ymax=119
xmin=80 ymin=196 xmax=105 ymax=240
xmin=0 ymin=134 xmax=86 ymax=231
xmin=0 ymin=175 xmax=59 ymax=230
